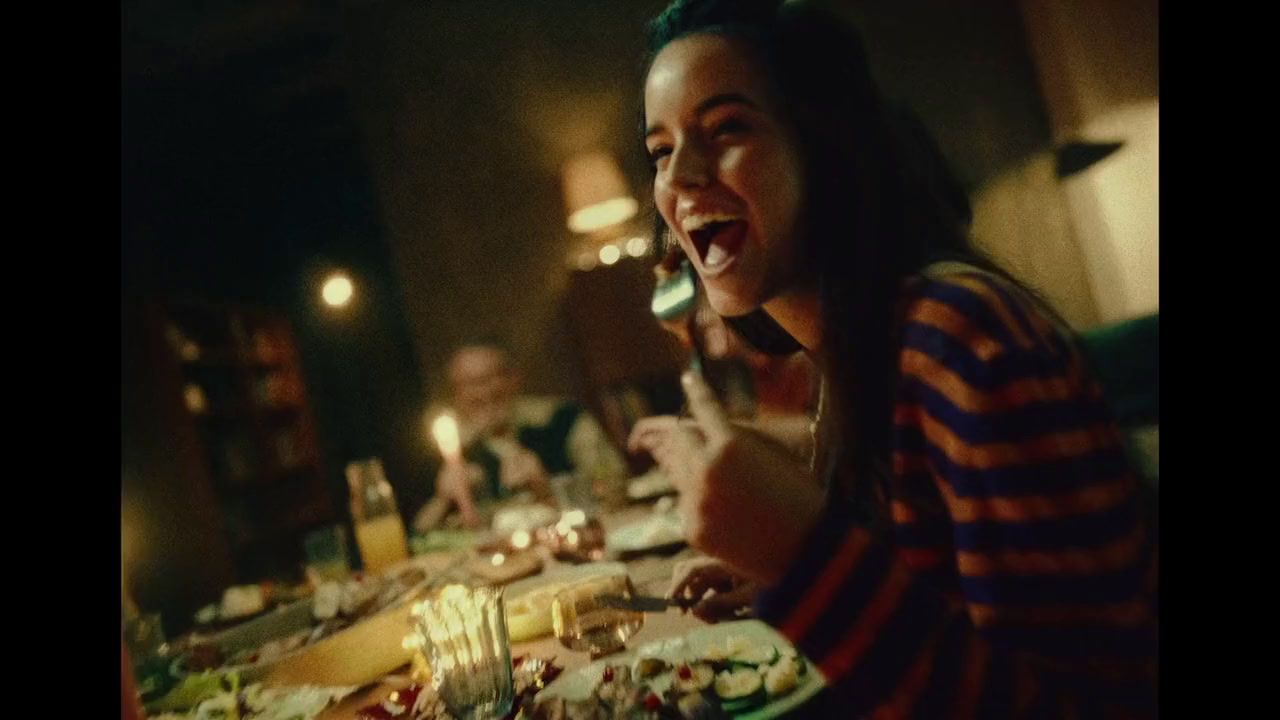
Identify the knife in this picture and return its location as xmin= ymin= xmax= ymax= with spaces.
xmin=598 ymin=593 xmax=676 ymax=613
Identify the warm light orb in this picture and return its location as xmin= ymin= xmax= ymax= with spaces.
xmin=321 ymin=273 xmax=354 ymax=307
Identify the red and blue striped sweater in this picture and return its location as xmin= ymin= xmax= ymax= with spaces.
xmin=754 ymin=270 xmax=1158 ymax=718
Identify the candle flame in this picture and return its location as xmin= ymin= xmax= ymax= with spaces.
xmin=432 ymin=414 xmax=462 ymax=462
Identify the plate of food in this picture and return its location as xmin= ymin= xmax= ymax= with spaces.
xmin=607 ymin=510 xmax=686 ymax=559
xmin=353 ymin=655 xmax=564 ymax=719
xmin=492 ymin=503 xmax=560 ymax=535
xmin=502 ymin=562 xmax=629 ymax=642
xmin=181 ymin=563 xmax=437 ymax=687
xmin=530 ymin=620 xmax=824 ymax=718
xmin=191 ymin=581 xmax=313 ymax=632
xmin=145 ymin=672 xmax=357 ymax=720
xmin=463 ymin=548 xmax=546 ymax=587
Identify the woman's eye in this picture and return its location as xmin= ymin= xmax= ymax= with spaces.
xmin=712 ymin=118 xmax=749 ymax=136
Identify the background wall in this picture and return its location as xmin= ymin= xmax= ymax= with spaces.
xmin=1020 ymin=0 xmax=1159 ymax=323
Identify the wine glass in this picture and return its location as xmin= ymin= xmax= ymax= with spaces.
xmin=550 ymin=572 xmax=645 ymax=660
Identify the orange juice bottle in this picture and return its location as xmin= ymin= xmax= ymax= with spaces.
xmin=347 ymin=458 xmax=409 ymax=575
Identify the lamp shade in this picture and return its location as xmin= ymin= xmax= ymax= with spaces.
xmin=562 ymin=151 xmax=638 ymax=234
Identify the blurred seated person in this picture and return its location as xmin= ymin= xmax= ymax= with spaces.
xmin=413 ymin=340 xmax=628 ymax=531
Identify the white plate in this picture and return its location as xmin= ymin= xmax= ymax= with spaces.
xmin=607 ymin=512 xmax=686 ymax=555
xmin=492 ymin=504 xmax=560 ymax=535
xmin=208 ymin=564 xmax=437 ymax=685
xmin=538 ymin=619 xmax=826 ymax=719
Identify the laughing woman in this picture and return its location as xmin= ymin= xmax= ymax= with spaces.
xmin=628 ymin=1 xmax=1157 ymax=717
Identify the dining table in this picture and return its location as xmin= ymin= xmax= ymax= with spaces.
xmin=315 ymin=501 xmax=709 ymax=719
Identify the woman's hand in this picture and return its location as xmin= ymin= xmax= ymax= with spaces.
xmin=628 ymin=415 xmax=702 ymax=470
xmin=668 ymin=557 xmax=757 ymax=623
xmin=634 ymin=371 xmax=826 ymax=585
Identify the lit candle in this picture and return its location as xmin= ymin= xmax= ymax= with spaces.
xmin=432 ymin=413 xmax=478 ymax=525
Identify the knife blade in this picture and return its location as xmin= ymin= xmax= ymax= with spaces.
xmin=598 ymin=594 xmax=675 ymax=613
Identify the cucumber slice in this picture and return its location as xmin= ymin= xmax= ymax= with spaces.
xmin=672 ymin=663 xmax=716 ymax=693
xmin=715 ymin=668 xmax=765 ymax=709
xmin=731 ymin=645 xmax=779 ymax=667
xmin=722 ymin=693 xmax=766 ymax=715
xmin=780 ymin=649 xmax=807 ymax=676
xmin=763 ymin=657 xmax=801 ymax=697
xmin=702 ymin=636 xmax=750 ymax=664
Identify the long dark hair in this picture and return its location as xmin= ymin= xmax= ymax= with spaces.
xmin=641 ymin=0 xmax=1059 ymax=506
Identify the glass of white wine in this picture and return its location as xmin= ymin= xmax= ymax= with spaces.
xmin=551 ymin=572 xmax=645 ymax=660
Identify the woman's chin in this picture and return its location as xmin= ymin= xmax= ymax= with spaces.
xmin=705 ymin=285 xmax=762 ymax=319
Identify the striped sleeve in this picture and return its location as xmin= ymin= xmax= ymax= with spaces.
xmin=754 ymin=274 xmax=1157 ymax=718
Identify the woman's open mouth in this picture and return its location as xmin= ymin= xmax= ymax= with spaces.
xmin=684 ymin=214 xmax=748 ymax=277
